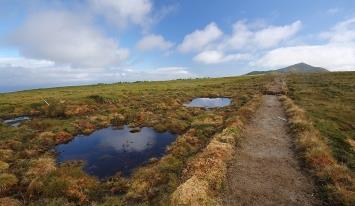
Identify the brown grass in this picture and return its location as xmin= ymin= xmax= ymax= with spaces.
xmin=0 ymin=149 xmax=13 ymax=161
xmin=0 ymin=173 xmax=18 ymax=195
xmin=0 ymin=197 xmax=22 ymax=206
xmin=26 ymin=157 xmax=57 ymax=178
xmin=0 ymin=161 xmax=9 ymax=171
xmin=170 ymin=176 xmax=214 ymax=206
xmin=170 ymin=95 xmax=262 ymax=205
xmin=0 ymin=75 xmax=270 ymax=204
xmin=280 ymin=95 xmax=355 ymax=206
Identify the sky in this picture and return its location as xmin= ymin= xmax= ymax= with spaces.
xmin=0 ymin=0 xmax=355 ymax=92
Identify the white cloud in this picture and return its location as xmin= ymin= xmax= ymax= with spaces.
xmin=119 ymin=67 xmax=196 ymax=80
xmin=220 ymin=21 xmax=253 ymax=50
xmin=141 ymin=67 xmax=196 ymax=79
xmin=136 ymin=34 xmax=174 ymax=51
xmin=178 ymin=22 xmax=223 ymax=53
xmin=221 ymin=20 xmax=302 ymax=50
xmin=194 ymin=50 xmax=251 ymax=64
xmin=253 ymin=44 xmax=355 ymax=71
xmin=254 ymin=21 xmax=302 ymax=48
xmin=255 ymin=17 xmax=355 ymax=71
xmin=320 ymin=17 xmax=355 ymax=43
xmin=89 ymin=0 xmax=152 ymax=29
xmin=183 ymin=20 xmax=301 ymax=65
xmin=0 ymin=56 xmax=196 ymax=92
xmin=0 ymin=57 xmax=54 ymax=69
xmin=10 ymin=11 xmax=129 ymax=68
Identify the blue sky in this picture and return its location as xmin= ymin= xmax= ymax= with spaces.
xmin=0 ymin=0 xmax=355 ymax=92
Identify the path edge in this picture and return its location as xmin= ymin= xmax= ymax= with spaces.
xmin=169 ymin=95 xmax=262 ymax=206
xmin=279 ymin=95 xmax=355 ymax=206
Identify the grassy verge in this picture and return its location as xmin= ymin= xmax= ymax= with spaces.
xmin=170 ymin=95 xmax=262 ymax=205
xmin=280 ymin=95 xmax=354 ymax=205
xmin=286 ymin=72 xmax=354 ymax=170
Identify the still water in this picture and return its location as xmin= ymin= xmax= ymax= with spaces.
xmin=184 ymin=98 xmax=231 ymax=108
xmin=55 ymin=125 xmax=177 ymax=179
xmin=3 ymin=116 xmax=30 ymax=127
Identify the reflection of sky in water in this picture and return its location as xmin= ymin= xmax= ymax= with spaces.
xmin=185 ymin=98 xmax=231 ymax=108
xmin=55 ymin=125 xmax=176 ymax=179
xmin=99 ymin=127 xmax=156 ymax=152
xmin=3 ymin=116 xmax=30 ymax=127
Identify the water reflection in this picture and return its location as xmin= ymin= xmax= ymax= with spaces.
xmin=55 ymin=125 xmax=177 ymax=178
xmin=184 ymin=98 xmax=231 ymax=108
xmin=100 ymin=127 xmax=156 ymax=152
xmin=3 ymin=116 xmax=30 ymax=127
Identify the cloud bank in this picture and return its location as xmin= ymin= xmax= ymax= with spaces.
xmin=11 ymin=11 xmax=129 ymax=68
xmin=255 ymin=17 xmax=355 ymax=70
xmin=0 ymin=56 xmax=196 ymax=92
xmin=177 ymin=20 xmax=302 ymax=65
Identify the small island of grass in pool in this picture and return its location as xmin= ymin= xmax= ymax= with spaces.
xmin=184 ymin=97 xmax=231 ymax=108
xmin=55 ymin=125 xmax=177 ymax=179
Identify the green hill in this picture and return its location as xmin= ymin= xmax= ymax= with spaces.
xmin=246 ymin=63 xmax=329 ymax=75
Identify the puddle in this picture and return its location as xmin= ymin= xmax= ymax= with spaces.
xmin=184 ymin=98 xmax=231 ymax=108
xmin=3 ymin=116 xmax=30 ymax=127
xmin=55 ymin=125 xmax=177 ymax=179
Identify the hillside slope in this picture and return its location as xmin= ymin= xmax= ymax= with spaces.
xmin=246 ymin=63 xmax=329 ymax=75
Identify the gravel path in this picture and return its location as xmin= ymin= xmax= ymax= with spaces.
xmin=223 ymin=95 xmax=320 ymax=206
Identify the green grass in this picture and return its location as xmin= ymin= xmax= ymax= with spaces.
xmin=287 ymin=72 xmax=355 ymax=171
xmin=1 ymin=72 xmax=354 ymax=205
xmin=0 ymin=75 xmax=270 ymax=205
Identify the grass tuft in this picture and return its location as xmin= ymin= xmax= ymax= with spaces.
xmin=0 ymin=197 xmax=22 ymax=206
xmin=0 ymin=161 xmax=9 ymax=171
xmin=0 ymin=173 xmax=18 ymax=194
xmin=280 ymin=95 xmax=355 ymax=205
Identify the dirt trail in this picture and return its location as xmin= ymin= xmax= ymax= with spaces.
xmin=223 ymin=95 xmax=320 ymax=206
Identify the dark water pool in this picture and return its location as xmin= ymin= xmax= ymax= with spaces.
xmin=3 ymin=116 xmax=30 ymax=127
xmin=55 ymin=125 xmax=177 ymax=179
xmin=184 ymin=97 xmax=231 ymax=108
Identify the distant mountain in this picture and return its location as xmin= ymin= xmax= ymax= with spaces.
xmin=246 ymin=63 xmax=329 ymax=75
